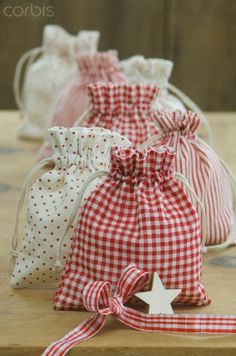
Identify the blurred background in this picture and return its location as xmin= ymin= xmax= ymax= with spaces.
xmin=0 ymin=0 xmax=235 ymax=111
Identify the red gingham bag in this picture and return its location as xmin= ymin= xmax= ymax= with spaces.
xmin=44 ymin=264 xmax=235 ymax=356
xmin=144 ymin=110 xmax=236 ymax=250
xmin=79 ymin=82 xmax=160 ymax=145
xmin=54 ymin=146 xmax=210 ymax=310
xmin=38 ymin=50 xmax=126 ymax=161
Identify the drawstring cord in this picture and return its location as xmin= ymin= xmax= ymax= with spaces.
xmin=54 ymin=170 xmax=108 ymax=275
xmin=11 ymin=157 xmax=53 ymax=261
xmin=13 ymin=47 xmax=42 ymax=116
xmin=167 ymin=83 xmax=212 ymax=144
xmin=140 ymin=133 xmax=163 ymax=150
xmin=198 ymin=138 xmax=236 ymax=251
xmin=141 ymin=131 xmax=235 ymax=252
xmin=54 ymin=168 xmax=207 ymax=275
xmin=74 ymin=106 xmax=92 ymax=127
xmin=174 ymin=172 xmax=207 ymax=252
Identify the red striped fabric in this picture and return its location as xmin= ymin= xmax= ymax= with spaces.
xmin=38 ymin=51 xmax=126 ymax=162
xmin=80 ymin=82 xmax=160 ymax=145
xmin=50 ymin=50 xmax=126 ymax=128
xmin=149 ymin=110 xmax=235 ymax=247
xmin=54 ymin=146 xmax=210 ymax=310
xmin=43 ymin=264 xmax=236 ymax=356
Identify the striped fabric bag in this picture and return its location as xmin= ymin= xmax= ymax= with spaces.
xmin=143 ymin=110 xmax=236 ymax=250
xmin=54 ymin=146 xmax=210 ymax=310
xmin=15 ymin=26 xmax=100 ymax=140
xmin=38 ymin=50 xmax=126 ymax=161
xmin=78 ymin=82 xmax=160 ymax=145
xmin=120 ymin=55 xmax=212 ymax=142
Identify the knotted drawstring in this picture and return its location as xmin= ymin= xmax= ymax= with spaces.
xmin=54 ymin=170 xmax=108 ymax=275
xmin=13 ymin=47 xmax=42 ymax=116
xmin=197 ymin=138 xmax=236 ymax=251
xmin=11 ymin=157 xmax=53 ymax=264
xmin=167 ymin=83 xmax=212 ymax=144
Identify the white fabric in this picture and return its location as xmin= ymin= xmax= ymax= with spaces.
xmin=120 ymin=55 xmax=184 ymax=111
xmin=10 ymin=127 xmax=131 ymax=288
xmin=16 ymin=26 xmax=100 ymax=140
xmin=120 ymin=55 xmax=211 ymax=143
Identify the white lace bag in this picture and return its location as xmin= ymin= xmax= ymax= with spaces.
xmin=120 ymin=55 xmax=211 ymax=142
xmin=10 ymin=127 xmax=131 ymax=288
xmin=14 ymin=26 xmax=100 ymax=140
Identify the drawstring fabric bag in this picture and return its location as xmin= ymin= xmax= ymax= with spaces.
xmin=44 ymin=263 xmax=235 ymax=356
xmin=120 ymin=55 xmax=212 ymax=143
xmin=77 ymin=82 xmax=160 ymax=145
xmin=38 ymin=50 xmax=126 ymax=161
xmin=15 ymin=26 xmax=100 ymax=140
xmin=143 ymin=110 xmax=236 ymax=250
xmin=54 ymin=146 xmax=210 ymax=310
xmin=120 ymin=55 xmax=184 ymax=110
xmin=10 ymin=127 xmax=131 ymax=288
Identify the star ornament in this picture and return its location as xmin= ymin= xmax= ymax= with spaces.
xmin=135 ymin=272 xmax=181 ymax=314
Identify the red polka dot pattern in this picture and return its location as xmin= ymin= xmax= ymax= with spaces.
xmin=11 ymin=127 xmax=131 ymax=288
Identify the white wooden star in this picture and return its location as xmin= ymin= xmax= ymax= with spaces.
xmin=135 ymin=272 xmax=181 ymax=314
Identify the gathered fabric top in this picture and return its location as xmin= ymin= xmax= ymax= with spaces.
xmin=110 ymin=146 xmax=175 ymax=181
xmin=75 ymin=30 xmax=100 ymax=53
xmin=87 ymin=82 xmax=159 ymax=115
xmin=48 ymin=127 xmax=131 ymax=168
xmin=120 ymin=55 xmax=173 ymax=88
xmin=77 ymin=51 xmax=126 ymax=81
xmin=152 ymin=110 xmax=201 ymax=137
xmin=43 ymin=26 xmax=99 ymax=59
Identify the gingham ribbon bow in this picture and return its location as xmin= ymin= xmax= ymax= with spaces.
xmin=43 ymin=264 xmax=236 ymax=356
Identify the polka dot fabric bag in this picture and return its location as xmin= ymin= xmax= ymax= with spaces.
xmin=143 ymin=110 xmax=236 ymax=251
xmin=15 ymin=26 xmax=100 ymax=140
xmin=38 ymin=50 xmax=126 ymax=161
xmin=10 ymin=127 xmax=131 ymax=288
xmin=54 ymin=146 xmax=210 ymax=310
xmin=80 ymin=82 xmax=160 ymax=145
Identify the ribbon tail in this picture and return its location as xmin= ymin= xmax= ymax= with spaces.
xmin=117 ymin=306 xmax=236 ymax=334
xmin=42 ymin=313 xmax=106 ymax=356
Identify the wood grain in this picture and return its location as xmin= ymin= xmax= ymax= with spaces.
xmin=0 ymin=111 xmax=236 ymax=355
xmin=165 ymin=0 xmax=236 ymax=110
xmin=0 ymin=1 xmax=235 ymax=110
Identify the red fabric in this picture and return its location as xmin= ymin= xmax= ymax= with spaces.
xmin=54 ymin=146 xmax=210 ymax=310
xmin=81 ymin=82 xmax=160 ymax=145
xmin=38 ymin=51 xmax=126 ymax=162
xmin=150 ymin=110 xmax=235 ymax=246
xmin=51 ymin=50 xmax=126 ymax=128
xmin=45 ymin=264 xmax=235 ymax=356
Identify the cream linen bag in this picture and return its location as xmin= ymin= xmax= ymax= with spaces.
xmin=120 ymin=55 xmax=211 ymax=142
xmin=14 ymin=26 xmax=100 ymax=140
xmin=10 ymin=127 xmax=131 ymax=288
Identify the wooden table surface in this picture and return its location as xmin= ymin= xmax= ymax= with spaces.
xmin=0 ymin=111 xmax=236 ymax=356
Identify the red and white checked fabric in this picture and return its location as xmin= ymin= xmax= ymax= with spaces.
xmin=54 ymin=146 xmax=210 ymax=310
xmin=44 ymin=264 xmax=236 ymax=356
xmin=147 ymin=110 xmax=235 ymax=248
xmin=80 ymin=82 xmax=160 ymax=145
xmin=38 ymin=50 xmax=126 ymax=161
